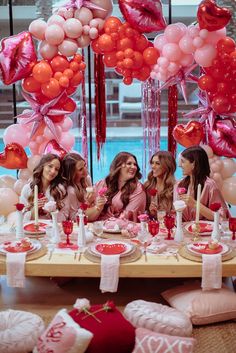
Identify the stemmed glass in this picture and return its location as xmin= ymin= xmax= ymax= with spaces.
xmin=229 ymin=217 xmax=236 ymax=241
xmin=148 ymin=220 xmax=160 ymax=239
xmin=164 ymin=214 xmax=175 ymax=240
xmin=60 ymin=220 xmax=77 ymax=249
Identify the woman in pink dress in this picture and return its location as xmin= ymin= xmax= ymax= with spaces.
xmin=94 ymin=152 xmax=146 ymax=220
xmin=61 ymin=153 xmax=106 ymax=221
xmin=144 ymin=151 xmax=176 ymax=217
xmin=174 ymin=146 xmax=229 ymax=221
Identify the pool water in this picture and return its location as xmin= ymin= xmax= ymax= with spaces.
xmin=0 ymin=138 xmax=184 ymax=183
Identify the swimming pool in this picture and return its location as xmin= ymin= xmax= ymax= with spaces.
xmin=0 ymin=137 xmax=184 ymax=183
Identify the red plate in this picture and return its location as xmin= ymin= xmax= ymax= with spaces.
xmin=24 ymin=222 xmax=48 ymax=233
xmin=95 ymin=243 xmax=127 ymax=255
xmin=188 ymin=222 xmax=213 ymax=233
xmin=190 ymin=244 xmax=223 ymax=255
xmin=3 ymin=242 xmax=33 ymax=253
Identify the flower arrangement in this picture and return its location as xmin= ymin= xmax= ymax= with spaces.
xmin=15 ymin=203 xmax=25 ymax=211
xmin=148 ymin=188 xmax=158 ymax=197
xmin=177 ymin=187 xmax=187 ymax=195
xmin=209 ymin=202 xmax=221 ymax=212
xmin=138 ymin=214 xmax=149 ymax=222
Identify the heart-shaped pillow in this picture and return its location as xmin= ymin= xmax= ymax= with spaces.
xmin=0 ymin=143 xmax=28 ymax=169
xmin=173 ymin=121 xmax=204 ymax=147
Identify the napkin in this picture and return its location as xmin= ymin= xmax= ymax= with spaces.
xmin=99 ymin=254 xmax=120 ymax=293
xmin=201 ymin=254 xmax=222 ymax=291
xmin=147 ymin=243 xmax=168 ymax=254
xmin=6 ymin=252 xmax=26 ymax=288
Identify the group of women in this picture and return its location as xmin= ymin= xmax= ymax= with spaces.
xmin=20 ymin=145 xmax=229 ymax=224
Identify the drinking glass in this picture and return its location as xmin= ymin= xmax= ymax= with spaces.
xmin=93 ymin=221 xmax=104 ymax=237
xmin=148 ymin=220 xmax=160 ymax=237
xmin=164 ymin=214 xmax=175 ymax=240
xmin=229 ymin=217 xmax=236 ymax=241
xmin=61 ymin=220 xmax=74 ymax=247
xmin=157 ymin=210 xmax=166 ymax=228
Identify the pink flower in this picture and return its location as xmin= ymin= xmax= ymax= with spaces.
xmin=177 ymin=187 xmax=187 ymax=195
xmin=138 ymin=214 xmax=149 ymax=222
xmin=98 ymin=187 xmax=108 ymax=196
xmin=210 ymin=202 xmax=221 ymax=212
xmin=15 ymin=203 xmax=24 ymax=211
xmin=148 ymin=188 xmax=158 ymax=197
xmin=74 ymin=298 xmax=91 ymax=312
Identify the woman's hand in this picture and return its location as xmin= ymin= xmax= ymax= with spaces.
xmin=38 ymin=196 xmax=49 ymax=210
xmin=95 ymin=195 xmax=107 ymax=211
xmin=179 ymin=194 xmax=196 ymax=208
xmin=149 ymin=201 xmax=157 ymax=216
xmin=85 ymin=191 xmax=96 ymax=205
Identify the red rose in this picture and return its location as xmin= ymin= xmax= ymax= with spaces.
xmin=80 ymin=203 xmax=88 ymax=211
xmin=210 ymin=202 xmax=221 ymax=212
xmin=148 ymin=188 xmax=158 ymax=197
xmin=15 ymin=203 xmax=24 ymax=211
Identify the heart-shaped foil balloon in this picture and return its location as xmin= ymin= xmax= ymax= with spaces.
xmin=0 ymin=31 xmax=37 ymax=85
xmin=44 ymin=139 xmax=67 ymax=159
xmin=0 ymin=143 xmax=28 ymax=169
xmin=173 ymin=121 xmax=204 ymax=148
xmin=197 ymin=0 xmax=232 ymax=32
xmin=207 ymin=117 xmax=236 ymax=158
xmin=118 ymin=0 xmax=166 ymax=33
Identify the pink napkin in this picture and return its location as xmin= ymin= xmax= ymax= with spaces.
xmin=6 ymin=252 xmax=26 ymax=288
xmin=201 ymin=254 xmax=222 ymax=291
xmin=99 ymin=254 xmax=120 ymax=293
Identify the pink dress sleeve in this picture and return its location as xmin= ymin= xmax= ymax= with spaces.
xmin=58 ymin=186 xmax=81 ymax=222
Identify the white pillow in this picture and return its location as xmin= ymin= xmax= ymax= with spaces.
xmin=124 ymin=300 xmax=192 ymax=337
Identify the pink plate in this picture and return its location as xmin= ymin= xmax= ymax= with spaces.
xmin=95 ymin=243 xmax=127 ymax=255
xmin=188 ymin=222 xmax=213 ymax=233
xmin=24 ymin=222 xmax=48 ymax=234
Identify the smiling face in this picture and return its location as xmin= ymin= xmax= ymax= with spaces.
xmin=75 ymin=160 xmax=88 ymax=182
xmin=180 ymin=156 xmax=195 ymax=176
xmin=42 ymin=158 xmax=61 ymax=184
xmin=151 ymin=155 xmax=165 ymax=178
xmin=119 ymin=156 xmax=138 ymax=182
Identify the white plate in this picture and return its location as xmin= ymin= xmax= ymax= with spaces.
xmin=184 ymin=221 xmax=214 ymax=236
xmin=186 ymin=241 xmax=229 ymax=256
xmin=0 ymin=239 xmax=41 ymax=255
xmin=89 ymin=240 xmax=133 ymax=257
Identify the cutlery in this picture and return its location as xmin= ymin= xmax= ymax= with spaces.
xmin=48 ymin=250 xmax=53 ymax=261
xmin=78 ymin=252 xmax=82 ymax=262
xmin=74 ymin=251 xmax=77 ymax=260
xmin=47 ymin=244 xmax=55 ymax=261
xmin=143 ymin=242 xmax=148 ymax=262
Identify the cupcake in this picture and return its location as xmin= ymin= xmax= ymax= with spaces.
xmin=208 ymin=240 xmax=219 ymax=250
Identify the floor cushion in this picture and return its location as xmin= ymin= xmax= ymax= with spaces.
xmin=132 ymin=328 xmax=196 ymax=353
xmin=33 ymin=309 xmax=93 ymax=353
xmin=0 ymin=309 xmax=45 ymax=353
xmin=124 ymin=300 xmax=192 ymax=337
xmin=69 ymin=302 xmax=135 ymax=353
xmin=161 ymin=282 xmax=236 ymax=325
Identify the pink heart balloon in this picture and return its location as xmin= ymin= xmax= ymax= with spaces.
xmin=0 ymin=31 xmax=37 ymax=85
xmin=118 ymin=0 xmax=166 ymax=33
xmin=207 ymin=117 xmax=236 ymax=158
xmin=44 ymin=139 xmax=67 ymax=159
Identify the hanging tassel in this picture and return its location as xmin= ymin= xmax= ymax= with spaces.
xmin=94 ymin=54 xmax=106 ymax=161
xmin=168 ymin=84 xmax=178 ymax=158
xmin=80 ymin=49 xmax=88 ymax=162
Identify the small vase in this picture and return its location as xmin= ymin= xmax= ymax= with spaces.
xmin=211 ymin=211 xmax=221 ymax=241
xmin=77 ymin=210 xmax=86 ymax=248
xmin=51 ymin=210 xmax=60 ymax=243
xmin=174 ymin=210 xmax=184 ymax=243
xmin=16 ymin=210 xmax=24 ymax=239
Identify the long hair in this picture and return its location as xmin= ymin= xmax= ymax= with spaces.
xmin=28 ymin=153 xmax=64 ymax=209
xmin=178 ymin=146 xmax=210 ymax=199
xmin=62 ymin=153 xmax=89 ymax=203
xmin=104 ymin=152 xmax=142 ymax=213
xmin=144 ymin=151 xmax=176 ymax=212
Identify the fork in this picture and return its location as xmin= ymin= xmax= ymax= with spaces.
xmin=47 ymin=244 xmax=55 ymax=261
xmin=74 ymin=251 xmax=77 ymax=260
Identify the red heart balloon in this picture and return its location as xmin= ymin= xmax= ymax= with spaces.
xmin=207 ymin=117 xmax=236 ymax=158
xmin=0 ymin=143 xmax=28 ymax=169
xmin=44 ymin=140 xmax=67 ymax=159
xmin=173 ymin=121 xmax=204 ymax=147
xmin=197 ymin=0 xmax=232 ymax=32
xmin=118 ymin=0 xmax=166 ymax=33
xmin=0 ymin=31 xmax=37 ymax=85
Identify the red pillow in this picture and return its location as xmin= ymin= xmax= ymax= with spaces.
xmin=69 ymin=304 xmax=135 ymax=353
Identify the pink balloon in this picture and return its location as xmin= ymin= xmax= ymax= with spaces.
xmin=3 ymin=124 xmax=30 ymax=148
xmin=168 ymin=62 xmax=180 ymax=74
xmin=202 ymin=145 xmax=214 ymax=158
xmin=188 ymin=25 xmax=200 ymax=38
xmin=90 ymin=18 xmax=104 ymax=31
xmin=194 ymin=44 xmax=217 ymax=67
xmin=175 ymin=23 xmax=187 ymax=35
xmin=60 ymin=132 xmax=75 ymax=150
xmin=60 ymin=117 xmax=73 ymax=131
xmin=199 ymin=29 xmax=209 ymax=40
xmin=77 ymin=35 xmax=91 ymax=48
xmin=45 ymin=24 xmax=65 ymax=45
xmin=57 ymin=7 xmax=74 ymax=20
xmin=157 ymin=57 xmax=169 ymax=68
xmin=47 ymin=14 xmax=65 ymax=27
xmin=89 ymin=27 xmax=99 ymax=39
xmin=58 ymin=39 xmax=78 ymax=56
xmin=162 ymin=43 xmax=182 ymax=61
xmin=222 ymin=176 xmax=236 ymax=205
xmin=29 ymin=19 xmax=47 ymax=40
xmin=205 ymin=27 xmax=226 ymax=45
xmin=154 ymin=34 xmax=167 ymax=51
xmin=44 ymin=126 xmax=62 ymax=140
xmin=0 ymin=188 xmax=19 ymax=216
xmin=27 ymin=155 xmax=41 ymax=172
xmin=0 ymin=175 xmax=17 ymax=189
xmin=179 ymin=35 xmax=195 ymax=54
xmin=164 ymin=24 xmax=184 ymax=43
xmin=83 ymin=25 xmax=90 ymax=35
xmin=18 ymin=168 xmax=32 ymax=181
xmin=63 ymin=18 xmax=83 ymax=39
xmin=211 ymin=162 xmax=221 ymax=173
xmin=39 ymin=41 xmax=58 ymax=60
xmin=180 ymin=54 xmax=194 ymax=67
xmin=14 ymin=179 xmax=26 ymax=195
xmin=212 ymin=172 xmax=223 ymax=189
xmin=193 ymin=37 xmax=204 ymax=48
xmin=91 ymin=0 xmax=113 ymax=19
xmin=74 ymin=7 xmax=93 ymax=25
xmin=221 ymin=159 xmax=236 ymax=179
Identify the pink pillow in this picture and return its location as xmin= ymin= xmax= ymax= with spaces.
xmin=161 ymin=282 xmax=236 ymax=325
xmin=132 ymin=328 xmax=196 ymax=353
xmin=124 ymin=300 xmax=192 ymax=337
xmin=33 ymin=309 xmax=93 ymax=353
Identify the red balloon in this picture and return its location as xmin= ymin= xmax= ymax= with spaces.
xmin=143 ymin=47 xmax=159 ymax=66
xmin=0 ymin=143 xmax=28 ymax=169
xmin=32 ymin=61 xmax=53 ymax=83
xmin=197 ymin=0 xmax=232 ymax=31
xmin=22 ymin=76 xmax=41 ymax=93
xmin=103 ymin=52 xmax=118 ymax=67
xmin=98 ymin=34 xmax=116 ymax=52
xmin=50 ymin=55 xmax=69 ymax=72
xmin=118 ymin=0 xmax=166 ymax=33
xmin=211 ymin=95 xmax=231 ymax=114
xmin=173 ymin=121 xmax=204 ymax=148
xmin=198 ymin=74 xmax=216 ymax=92
xmin=44 ymin=140 xmax=67 ymax=159
xmin=104 ymin=16 xmax=122 ymax=33
xmin=41 ymin=78 xmax=61 ymax=99
xmin=0 ymin=31 xmax=37 ymax=85
xmin=217 ymin=37 xmax=236 ymax=54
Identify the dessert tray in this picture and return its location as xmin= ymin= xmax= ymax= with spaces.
xmin=184 ymin=221 xmax=214 ymax=236
xmin=88 ymin=240 xmax=134 ymax=257
xmin=0 ymin=238 xmax=42 ymax=254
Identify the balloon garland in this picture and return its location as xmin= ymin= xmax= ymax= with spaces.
xmin=0 ymin=0 xmax=236 ymax=210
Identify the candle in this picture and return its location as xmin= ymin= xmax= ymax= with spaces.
xmin=195 ymin=184 xmax=201 ymax=224
xmin=34 ymin=185 xmax=39 ymax=226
